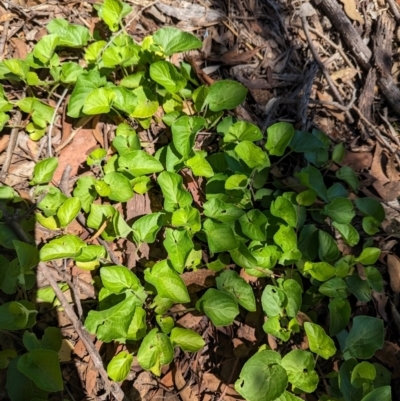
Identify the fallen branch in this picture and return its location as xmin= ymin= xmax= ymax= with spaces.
xmin=38 ymin=262 xmax=129 ymax=401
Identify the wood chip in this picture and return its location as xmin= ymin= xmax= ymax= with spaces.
xmin=387 ymin=254 xmax=400 ymax=293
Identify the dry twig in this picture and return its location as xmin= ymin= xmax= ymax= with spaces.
xmin=38 ymin=262 xmax=129 ymax=401
xmin=0 ymin=111 xmax=22 ymax=183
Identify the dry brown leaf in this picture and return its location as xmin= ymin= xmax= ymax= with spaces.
xmin=387 ymin=254 xmax=400 ymax=293
xmin=52 ymin=127 xmax=97 ymax=184
xmin=316 ymin=91 xmax=346 ymax=122
xmin=174 ymin=366 xmax=198 ymax=401
xmin=0 ymin=12 xmax=16 ymax=22
xmin=331 ymin=67 xmax=358 ymax=82
xmin=176 ymin=313 xmax=203 ymax=331
xmin=58 ymin=339 xmax=74 ymax=362
xmin=202 ymin=372 xmax=241 ymax=401
xmin=341 ymin=151 xmax=373 ymax=171
xmin=181 ymin=269 xmax=215 ymax=293
xmin=371 ymin=143 xmax=400 ymax=201
xmin=91 ymin=115 xmax=104 ymax=147
xmin=10 ymin=38 xmax=28 ymax=59
xmin=339 ymin=0 xmax=364 ymax=24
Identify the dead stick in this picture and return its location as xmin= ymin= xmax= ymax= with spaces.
xmin=386 ymin=0 xmax=400 ymax=24
xmin=300 ymin=15 xmax=354 ymax=123
xmin=0 ymin=111 xmax=22 ymax=183
xmin=0 ymin=20 xmax=10 ymax=60
xmin=38 ymin=262 xmax=129 ymax=401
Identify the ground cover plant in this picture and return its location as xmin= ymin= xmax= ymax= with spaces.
xmin=0 ymin=0 xmax=392 ymax=400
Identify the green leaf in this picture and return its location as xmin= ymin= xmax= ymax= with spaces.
xmin=85 ymin=40 xmax=107 ymax=63
xmin=164 ymin=228 xmax=194 ymax=273
xmin=362 ymin=216 xmax=381 ymax=235
xmin=186 ymin=152 xmax=214 ymax=177
xmin=203 ymin=198 xmax=244 ymax=223
xmin=171 ymin=115 xmax=206 ymax=158
xmin=355 ymin=198 xmax=385 ymax=222
xmin=351 ymin=361 xmax=376 ymax=388
xmin=273 ymin=225 xmax=298 ymax=253
xmin=103 ymin=172 xmax=133 ymax=202
xmin=85 ymin=294 xmax=138 ymax=342
xmin=224 ymin=121 xmax=262 ymax=143
xmin=13 ymin=240 xmax=39 ymax=272
xmin=323 ymin=198 xmax=355 ymax=224
xmin=97 ymin=0 xmax=132 ymax=32
xmin=304 ymin=322 xmax=336 ymax=359
xmin=296 ymin=165 xmax=328 ymax=202
xmin=304 ymin=261 xmax=336 ymax=282
xmin=225 ymin=174 xmax=248 ymax=190
xmin=261 ymin=285 xmax=286 ymax=317
xmin=60 ymin=61 xmax=84 ymax=83
xmin=144 ymin=260 xmax=190 ymax=303
xmin=339 ymin=358 xmax=365 ymax=401
xmin=271 ymin=196 xmax=297 ymax=227
xmin=238 ymin=209 xmax=268 ymax=241
xmin=68 ymin=70 xmax=107 ymax=117
xmin=101 ymin=265 xmax=141 ymax=294
xmin=216 ymin=270 xmax=256 ymax=312
xmin=336 ymin=166 xmax=359 ymax=192
xmin=196 ymin=288 xmax=239 ymax=326
xmin=127 ymin=306 xmax=147 ymax=340
xmin=150 ymin=60 xmax=187 ymax=94
xmin=156 ymin=315 xmax=175 ymax=334
xmin=47 ymin=18 xmax=90 ymax=48
xmin=235 ymin=141 xmax=270 ymax=169
xmin=40 ymin=235 xmax=86 ymax=261
xmin=132 ymin=213 xmax=163 ymax=244
xmin=332 ymin=142 xmax=345 ymax=163
xmin=137 ymin=329 xmax=173 ymax=376
xmin=235 ymin=350 xmax=288 ymax=401
xmin=107 ymin=351 xmax=133 ymax=382
xmin=57 ymin=197 xmax=81 ymax=228
xmin=118 ymin=150 xmax=164 ymax=177
xmin=355 ymin=247 xmax=381 ymax=266
xmin=82 ymin=87 xmax=115 ymax=115
xmin=332 ymin=222 xmax=360 ymax=247
xmin=17 ymin=350 xmax=63 ymax=392
xmin=345 ymin=316 xmax=384 ymax=359
xmin=203 ymin=218 xmax=238 ymax=253
xmin=281 ymin=350 xmax=319 ymax=393
xmin=346 ymin=275 xmax=371 ymax=302
xmin=130 ymin=86 xmax=159 ymax=118
xmin=0 ymin=301 xmax=37 ymax=330
xmin=296 ymin=189 xmax=316 ymax=206
xmin=0 ymin=349 xmax=16 ymax=369
xmin=328 ymin=298 xmax=351 ymax=336
xmin=157 ymin=171 xmax=192 ymax=212
xmin=318 ymin=230 xmax=340 ymax=263
xmin=3 ymin=59 xmax=29 ymax=79
xmin=360 ymin=386 xmax=391 ymax=401
xmin=73 ymin=176 xmax=97 ymax=212
xmin=30 ymin=157 xmax=58 ymax=185
xmin=319 ymin=277 xmax=347 ymax=298
xmin=265 ymin=122 xmax=295 ymax=156
xmin=74 ymin=245 xmax=106 ymax=263
xmin=171 ymin=206 xmax=201 ymax=234
xmin=170 ymin=327 xmax=205 ymax=351
xmin=153 ymin=27 xmax=202 ymax=56
xmin=263 ymin=315 xmax=290 ymax=341
xmin=204 ymin=80 xmax=247 ymax=112
xmin=282 ymin=279 xmax=302 ymax=317
xmin=365 ymin=266 xmax=383 ymax=292
xmin=32 ymin=34 xmax=59 ymax=65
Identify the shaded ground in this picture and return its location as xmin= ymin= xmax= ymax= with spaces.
xmin=1 ymin=0 xmax=400 ymax=400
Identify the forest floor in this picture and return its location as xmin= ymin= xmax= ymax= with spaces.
xmin=1 ymin=0 xmax=400 ymax=400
